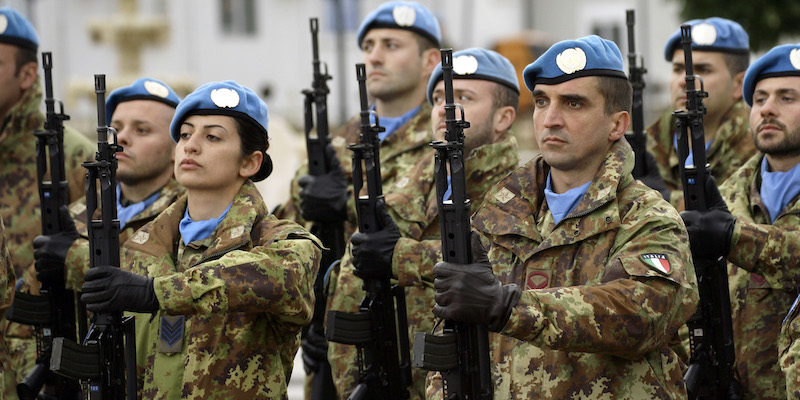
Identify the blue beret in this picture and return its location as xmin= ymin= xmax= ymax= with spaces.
xmin=170 ymin=81 xmax=268 ymax=143
xmin=742 ymin=43 xmax=800 ymax=106
xmin=663 ymin=17 xmax=749 ymax=61
xmin=106 ymin=78 xmax=181 ymax=125
xmin=0 ymin=7 xmax=38 ymax=51
xmin=356 ymin=1 xmax=441 ymax=48
xmin=522 ymin=35 xmax=626 ymax=90
xmin=427 ymin=48 xmax=519 ymax=104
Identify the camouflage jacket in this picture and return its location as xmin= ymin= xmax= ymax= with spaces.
xmin=646 ymin=99 xmax=755 ymax=210
xmin=429 ymin=139 xmax=698 ymax=399
xmin=0 ymin=217 xmax=12 ymax=317
xmin=121 ymin=181 xmax=322 ymax=399
xmin=276 ymin=102 xmax=434 ymax=238
xmin=718 ymin=153 xmax=800 ymax=399
xmin=62 ymin=179 xmax=185 ymax=290
xmin=326 ymin=135 xmax=519 ymax=399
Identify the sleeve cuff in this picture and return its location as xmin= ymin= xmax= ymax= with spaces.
xmin=153 ymin=273 xmax=194 ymax=315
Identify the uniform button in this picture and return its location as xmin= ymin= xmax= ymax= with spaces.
xmin=605 ymin=216 xmax=612 ymax=223
xmin=573 ymin=230 xmax=580 ymax=236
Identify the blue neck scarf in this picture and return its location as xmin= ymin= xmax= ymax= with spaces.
xmin=179 ymin=202 xmax=233 ymax=245
xmin=544 ymin=172 xmax=592 ymax=226
xmin=760 ymin=158 xmax=800 ymax=223
xmin=117 ymin=185 xmax=161 ymax=229
xmin=673 ymin=134 xmax=713 ymax=167
xmin=369 ymin=105 xmax=421 ymax=142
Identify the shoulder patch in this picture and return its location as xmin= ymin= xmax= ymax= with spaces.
xmin=130 ymin=231 xmax=150 ymax=245
xmin=494 ymin=187 xmax=515 ymax=204
xmin=230 ymin=225 xmax=245 ymax=239
xmin=640 ymin=253 xmax=671 ymax=275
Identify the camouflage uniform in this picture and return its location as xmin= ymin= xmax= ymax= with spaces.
xmin=60 ymin=179 xmax=185 ymax=291
xmin=646 ymin=99 xmax=755 ymax=210
xmin=716 ymin=152 xmax=800 ymax=399
xmin=0 ymin=78 xmax=95 ymax=399
xmin=427 ymin=139 xmax=698 ymax=399
xmin=120 ymin=181 xmax=321 ymax=399
xmin=327 ymin=135 xmax=519 ymax=399
xmin=0 ymin=217 xmax=9 ymax=397
xmin=781 ymin=306 xmax=800 ymax=399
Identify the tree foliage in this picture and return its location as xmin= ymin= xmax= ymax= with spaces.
xmin=674 ymin=0 xmax=800 ymax=51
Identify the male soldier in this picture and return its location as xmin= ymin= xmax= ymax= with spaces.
xmin=33 ymin=77 xmax=184 ymax=292
xmin=0 ymin=217 xmax=11 ymax=396
xmin=0 ymin=7 xmax=96 ymax=399
xmin=274 ymin=2 xmax=441 ymax=397
xmin=330 ymin=47 xmax=521 ymax=398
xmin=647 ymin=17 xmax=754 ymax=209
xmin=428 ymin=36 xmax=699 ymax=398
xmin=681 ymin=43 xmax=800 ymax=399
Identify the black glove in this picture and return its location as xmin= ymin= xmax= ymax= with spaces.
xmin=350 ymin=200 xmax=400 ymax=280
xmin=637 ymin=151 xmax=671 ymax=201
xmin=33 ymin=206 xmax=80 ymax=284
xmin=80 ymin=266 xmax=158 ymax=313
xmin=680 ymin=176 xmax=735 ymax=259
xmin=301 ymin=324 xmax=329 ymax=375
xmin=299 ymin=144 xmax=348 ymax=223
xmin=433 ymin=232 xmax=521 ymax=332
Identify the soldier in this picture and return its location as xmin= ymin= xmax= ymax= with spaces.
xmin=681 ymin=43 xmax=800 ymax=399
xmin=0 ymin=7 xmax=96 ymax=399
xmin=33 ymin=77 xmax=185 ymax=291
xmin=78 ymin=81 xmax=323 ymax=398
xmin=647 ymin=17 xmax=754 ymax=210
xmin=328 ymin=47 xmax=521 ymax=398
xmin=428 ymin=36 xmax=699 ymax=398
xmin=0 ymin=217 xmax=10 ymax=396
xmin=274 ymin=1 xmax=441 ymax=395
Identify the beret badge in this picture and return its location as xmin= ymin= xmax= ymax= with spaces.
xmin=210 ymin=88 xmax=240 ymax=108
xmin=453 ymin=55 xmax=479 ymax=75
xmin=144 ymin=80 xmax=170 ymax=98
xmin=556 ymin=47 xmax=587 ymax=74
xmin=392 ymin=5 xmax=416 ymax=27
xmin=692 ymin=23 xmax=717 ymax=46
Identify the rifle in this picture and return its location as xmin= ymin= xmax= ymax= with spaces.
xmin=674 ymin=26 xmax=741 ymax=400
xmin=412 ymin=49 xmax=493 ymax=400
xmin=326 ymin=63 xmax=412 ymax=400
xmin=50 ymin=75 xmax=137 ymax=400
xmin=626 ymin=9 xmax=648 ymax=178
xmin=301 ymin=17 xmax=341 ymax=399
xmin=4 ymin=52 xmax=83 ymax=400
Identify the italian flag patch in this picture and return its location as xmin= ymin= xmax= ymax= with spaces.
xmin=640 ymin=253 xmax=671 ymax=275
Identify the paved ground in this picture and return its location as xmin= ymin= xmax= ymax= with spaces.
xmin=288 ymin=349 xmax=305 ymax=399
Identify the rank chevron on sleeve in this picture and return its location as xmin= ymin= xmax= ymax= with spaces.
xmin=640 ymin=253 xmax=672 ymax=275
xmin=160 ymin=316 xmax=185 ymax=348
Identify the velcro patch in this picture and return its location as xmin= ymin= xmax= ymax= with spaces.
xmin=640 ymin=253 xmax=671 ymax=275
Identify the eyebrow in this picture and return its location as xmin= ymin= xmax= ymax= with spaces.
xmin=181 ymin=122 xmax=229 ymax=131
xmin=755 ymin=88 xmax=800 ymax=96
xmin=532 ymin=89 xmax=590 ymax=104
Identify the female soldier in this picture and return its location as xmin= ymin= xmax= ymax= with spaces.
xmin=80 ymin=81 xmax=322 ymax=399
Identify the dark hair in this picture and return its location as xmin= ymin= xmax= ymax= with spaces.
xmin=233 ymin=116 xmax=272 ymax=182
xmin=492 ymin=83 xmax=519 ymax=113
xmin=414 ymin=33 xmax=438 ymax=55
xmin=722 ymin=52 xmax=749 ymax=76
xmin=14 ymin=46 xmax=36 ymax=75
xmin=595 ymin=76 xmax=632 ymax=115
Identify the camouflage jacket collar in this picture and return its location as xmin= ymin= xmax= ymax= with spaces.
xmin=722 ymin=152 xmax=800 ymax=224
xmin=127 ymin=181 xmax=266 ymax=265
xmin=129 ymin=179 xmax=186 ymax=225
xmin=376 ymin=101 xmax=433 ymax=162
xmin=0 ymin=77 xmax=43 ymax=146
xmin=474 ymin=139 xmax=634 ymax=261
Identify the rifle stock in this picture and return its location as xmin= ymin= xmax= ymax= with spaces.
xmin=412 ymin=49 xmax=493 ymax=400
xmin=301 ymin=17 xmax=341 ymax=400
xmin=626 ymin=9 xmax=649 ymax=178
xmin=4 ymin=52 xmax=82 ymax=400
xmin=50 ymin=75 xmax=137 ymax=400
xmin=673 ymin=25 xmax=740 ymax=400
xmin=326 ymin=63 xmax=411 ymax=400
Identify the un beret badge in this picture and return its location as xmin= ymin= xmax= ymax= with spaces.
xmin=692 ymin=23 xmax=717 ymax=46
xmin=0 ymin=15 xmax=8 ymax=35
xmin=556 ymin=48 xmax=587 ymax=74
xmin=144 ymin=80 xmax=170 ymax=98
xmin=791 ymin=49 xmax=800 ymax=70
xmin=453 ymin=55 xmax=479 ymax=75
xmin=392 ymin=5 xmax=416 ymax=27
xmin=210 ymin=88 xmax=240 ymax=108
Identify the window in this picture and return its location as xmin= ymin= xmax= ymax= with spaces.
xmin=220 ymin=0 xmax=256 ymax=35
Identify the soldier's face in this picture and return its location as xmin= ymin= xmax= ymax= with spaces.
xmin=750 ymin=76 xmax=800 ymax=159
xmin=0 ymin=44 xmax=34 ymax=120
xmin=670 ymin=50 xmax=743 ymax=121
xmin=430 ymin=79 xmax=499 ymax=154
xmin=174 ymin=114 xmax=249 ymax=192
xmin=361 ymin=29 xmax=431 ymax=101
xmin=111 ymin=100 xmax=175 ymax=186
xmin=532 ymin=77 xmax=627 ymax=182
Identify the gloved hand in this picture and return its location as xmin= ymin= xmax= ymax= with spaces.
xmin=298 ymin=144 xmax=348 ymax=223
xmin=33 ymin=206 xmax=80 ymax=284
xmin=637 ymin=151 xmax=672 ymax=201
xmin=301 ymin=324 xmax=329 ymax=375
xmin=433 ymin=232 xmax=521 ymax=332
xmin=680 ymin=176 xmax=735 ymax=259
xmin=350 ymin=199 xmax=400 ymax=280
xmin=80 ymin=266 xmax=158 ymax=313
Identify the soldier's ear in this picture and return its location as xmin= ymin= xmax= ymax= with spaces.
xmin=18 ymin=61 xmax=37 ymax=92
xmin=492 ymin=105 xmax=515 ymax=141
xmin=607 ymin=110 xmax=629 ymax=142
xmin=731 ymin=71 xmax=745 ymax=101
